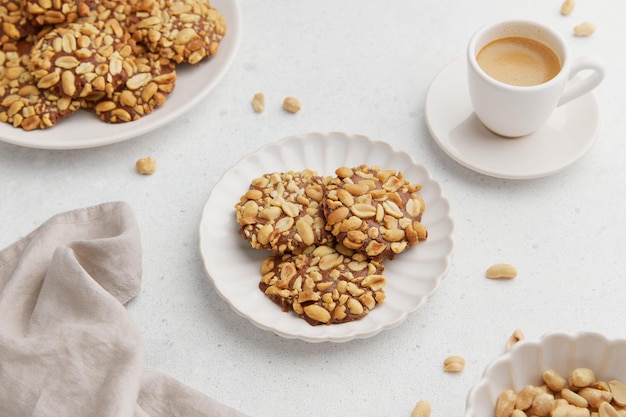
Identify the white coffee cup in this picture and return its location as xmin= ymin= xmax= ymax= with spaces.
xmin=467 ymin=19 xmax=605 ymax=137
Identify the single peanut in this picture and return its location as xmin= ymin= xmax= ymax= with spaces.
xmin=443 ymin=355 xmax=465 ymax=372
xmin=609 ymin=380 xmax=626 ymax=407
xmin=410 ymin=400 xmax=431 ymax=417
xmin=486 ymin=263 xmax=518 ymax=279
xmin=135 ymin=157 xmax=157 ymax=175
xmin=570 ymin=368 xmax=596 ymax=388
xmin=574 ymin=22 xmax=596 ymax=37
xmin=506 ymin=329 xmax=525 ymax=351
xmin=283 ymin=96 xmax=301 ymax=113
xmin=496 ymin=389 xmax=517 ymax=417
xmin=561 ymin=0 xmax=575 ymax=15
xmin=252 ymin=92 xmax=265 ymax=112
xmin=544 ymin=369 xmax=568 ymax=392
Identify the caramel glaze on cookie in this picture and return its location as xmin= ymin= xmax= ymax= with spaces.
xmin=323 ymin=165 xmax=428 ymax=261
xmin=259 ymin=243 xmax=386 ymax=326
xmin=235 ymin=170 xmax=335 ymax=254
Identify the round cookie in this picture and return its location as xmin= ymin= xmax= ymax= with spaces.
xmin=29 ymin=20 xmax=136 ymax=99
xmin=0 ymin=0 xmax=38 ymax=44
xmin=259 ymin=243 xmax=386 ymax=326
xmin=0 ymin=45 xmax=82 ymax=130
xmin=83 ymin=50 xmax=176 ymax=123
xmin=235 ymin=170 xmax=334 ymax=254
xmin=323 ymin=164 xmax=428 ymax=260
xmin=128 ymin=0 xmax=226 ymax=64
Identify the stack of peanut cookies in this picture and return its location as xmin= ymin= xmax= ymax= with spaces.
xmin=0 ymin=0 xmax=225 ymax=130
xmin=235 ymin=165 xmax=428 ymax=326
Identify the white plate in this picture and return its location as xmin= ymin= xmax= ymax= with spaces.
xmin=425 ymin=57 xmax=599 ymax=180
xmin=0 ymin=0 xmax=241 ymax=150
xmin=199 ymin=132 xmax=454 ymax=343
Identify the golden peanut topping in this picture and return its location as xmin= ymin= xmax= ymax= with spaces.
xmin=259 ymin=242 xmax=386 ymax=326
xmin=323 ymin=164 xmax=427 ymax=260
xmin=0 ymin=48 xmax=81 ymax=130
xmin=235 ymin=170 xmax=334 ymax=254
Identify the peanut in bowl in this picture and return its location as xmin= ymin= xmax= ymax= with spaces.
xmin=464 ymin=332 xmax=626 ymax=417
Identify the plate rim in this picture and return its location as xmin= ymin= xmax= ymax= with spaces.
xmin=198 ymin=131 xmax=455 ymax=343
xmin=425 ymin=56 xmax=599 ymax=180
xmin=0 ymin=0 xmax=241 ymax=150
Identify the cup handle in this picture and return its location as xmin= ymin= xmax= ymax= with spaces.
xmin=557 ymin=56 xmax=606 ymax=107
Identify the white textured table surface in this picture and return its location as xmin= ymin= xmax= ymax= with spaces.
xmin=2 ymin=1 xmax=626 ymax=416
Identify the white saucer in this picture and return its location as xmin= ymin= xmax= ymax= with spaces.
xmin=425 ymin=57 xmax=599 ymax=180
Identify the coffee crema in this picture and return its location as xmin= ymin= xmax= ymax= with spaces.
xmin=476 ymin=36 xmax=561 ymax=86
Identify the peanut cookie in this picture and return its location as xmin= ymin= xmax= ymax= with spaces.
xmin=0 ymin=46 xmax=82 ymax=130
xmin=235 ymin=170 xmax=334 ymax=254
xmin=259 ymin=243 xmax=386 ymax=326
xmin=0 ymin=0 xmax=38 ymax=44
xmin=29 ymin=20 xmax=136 ymax=99
xmin=129 ymin=0 xmax=226 ymax=64
xmin=22 ymin=0 xmax=85 ymax=26
xmin=84 ymin=50 xmax=176 ymax=122
xmin=323 ymin=165 xmax=428 ymax=260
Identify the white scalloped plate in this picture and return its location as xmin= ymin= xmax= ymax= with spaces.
xmin=199 ymin=132 xmax=454 ymax=343
xmin=0 ymin=0 xmax=241 ymax=150
xmin=465 ymin=331 xmax=626 ymax=417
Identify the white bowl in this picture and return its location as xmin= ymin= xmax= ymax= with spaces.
xmin=464 ymin=331 xmax=626 ymax=417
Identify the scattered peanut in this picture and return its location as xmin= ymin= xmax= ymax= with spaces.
xmin=443 ymin=355 xmax=466 ymax=372
xmin=135 ymin=157 xmax=157 ymax=175
xmin=486 ymin=263 xmax=517 ymax=279
xmin=561 ymin=0 xmax=576 ymax=16
xmin=574 ymin=22 xmax=596 ymax=37
xmin=410 ymin=400 xmax=431 ymax=417
xmin=506 ymin=329 xmax=525 ymax=351
xmin=252 ymin=92 xmax=265 ymax=112
xmin=283 ymin=96 xmax=302 ymax=113
xmin=496 ymin=370 xmax=626 ymax=417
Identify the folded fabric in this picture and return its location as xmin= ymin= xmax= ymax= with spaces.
xmin=0 ymin=202 xmax=247 ymax=417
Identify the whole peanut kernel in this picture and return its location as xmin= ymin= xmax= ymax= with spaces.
xmin=252 ymin=92 xmax=265 ymax=112
xmin=570 ymin=368 xmax=596 ymax=388
xmin=410 ymin=400 xmax=431 ymax=417
xmin=135 ymin=157 xmax=157 ymax=175
xmin=443 ymin=355 xmax=466 ymax=372
xmin=561 ymin=0 xmax=575 ymax=16
xmin=574 ymin=22 xmax=596 ymax=37
xmin=486 ymin=263 xmax=518 ymax=279
xmin=506 ymin=328 xmax=525 ymax=351
xmin=283 ymin=96 xmax=301 ymax=113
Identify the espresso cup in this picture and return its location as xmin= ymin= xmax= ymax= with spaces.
xmin=467 ymin=19 xmax=605 ymax=137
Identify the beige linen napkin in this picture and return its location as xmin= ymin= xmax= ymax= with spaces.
xmin=0 ymin=202 xmax=247 ymax=417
